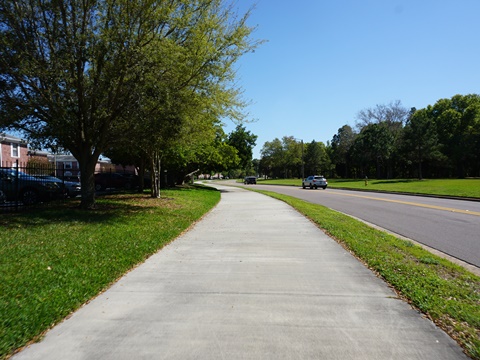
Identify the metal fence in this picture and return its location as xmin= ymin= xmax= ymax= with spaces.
xmin=0 ymin=161 xmax=79 ymax=213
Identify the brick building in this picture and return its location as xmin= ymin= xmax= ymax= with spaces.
xmin=0 ymin=133 xmax=29 ymax=167
xmin=1 ymin=133 xmax=136 ymax=176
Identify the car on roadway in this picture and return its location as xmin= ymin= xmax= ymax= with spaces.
xmin=302 ymin=175 xmax=328 ymax=189
xmin=244 ymin=176 xmax=257 ymax=184
xmin=0 ymin=168 xmax=66 ymax=205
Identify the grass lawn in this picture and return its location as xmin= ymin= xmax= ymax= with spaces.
xmin=0 ymin=186 xmax=220 ymax=359
xmin=255 ymin=178 xmax=480 ymax=199
xmin=253 ymin=189 xmax=480 ymax=359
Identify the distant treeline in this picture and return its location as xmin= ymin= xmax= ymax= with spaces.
xmin=258 ymin=95 xmax=480 ymax=179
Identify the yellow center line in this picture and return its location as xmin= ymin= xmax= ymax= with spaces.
xmin=329 ymin=191 xmax=480 ymax=217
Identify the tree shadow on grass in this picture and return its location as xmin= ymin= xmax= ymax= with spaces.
xmin=0 ymin=195 xmax=172 ymax=229
xmin=0 ymin=185 xmax=216 ymax=229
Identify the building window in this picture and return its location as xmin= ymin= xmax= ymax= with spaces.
xmin=11 ymin=143 xmax=19 ymax=158
xmin=64 ymin=161 xmax=72 ymax=169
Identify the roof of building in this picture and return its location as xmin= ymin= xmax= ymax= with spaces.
xmin=0 ymin=133 xmax=27 ymax=144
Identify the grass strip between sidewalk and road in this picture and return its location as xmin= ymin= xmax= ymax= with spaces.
xmin=256 ymin=178 xmax=480 ymax=199
xmin=254 ymin=189 xmax=480 ymax=359
xmin=0 ymin=186 xmax=220 ymax=360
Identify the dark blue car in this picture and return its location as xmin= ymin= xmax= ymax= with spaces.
xmin=0 ymin=169 xmax=66 ymax=205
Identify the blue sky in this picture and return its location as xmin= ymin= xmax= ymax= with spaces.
xmin=225 ymin=0 xmax=480 ymax=158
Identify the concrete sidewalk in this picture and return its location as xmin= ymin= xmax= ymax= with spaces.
xmin=13 ymin=184 xmax=467 ymax=359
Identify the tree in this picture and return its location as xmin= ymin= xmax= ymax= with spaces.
xmin=402 ymin=108 xmax=441 ymax=179
xmin=304 ymin=141 xmax=329 ymax=176
xmin=0 ymin=0 xmax=175 ymax=207
xmin=131 ymin=1 xmax=261 ymax=197
xmin=330 ymin=125 xmax=356 ymax=178
xmin=356 ymin=100 xmax=409 ymax=129
xmin=260 ymin=138 xmax=284 ymax=178
xmin=0 ymin=0 xmax=260 ymax=207
xmin=355 ymin=101 xmax=408 ymax=178
xmin=351 ymin=123 xmax=395 ymax=178
xmin=165 ymin=125 xmax=240 ymax=183
xmin=227 ymin=125 xmax=258 ymax=174
xmin=281 ymin=136 xmax=303 ymax=178
xmin=259 ymin=137 xmax=312 ymax=179
xmin=0 ymin=0 xmax=163 ymax=207
xmin=431 ymin=94 xmax=480 ymax=178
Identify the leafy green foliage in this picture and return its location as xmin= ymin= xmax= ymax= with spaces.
xmin=260 ymin=138 xmax=285 ymax=178
xmin=432 ymin=94 xmax=480 ymax=178
xmin=324 ymin=95 xmax=480 ymax=180
xmin=330 ymin=125 xmax=356 ymax=178
xmin=401 ymin=108 xmax=443 ymax=179
xmin=259 ymin=137 xmax=328 ymax=179
xmin=165 ymin=126 xmax=241 ymax=181
xmin=0 ymin=0 xmax=262 ymax=207
xmin=226 ymin=124 xmax=258 ymax=173
xmin=350 ymin=123 xmax=396 ymax=178
xmin=304 ymin=140 xmax=330 ymax=176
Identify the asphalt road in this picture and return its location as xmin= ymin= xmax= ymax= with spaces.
xmin=236 ymin=182 xmax=480 ymax=270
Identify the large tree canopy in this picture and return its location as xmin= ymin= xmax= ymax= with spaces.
xmin=331 ymin=125 xmax=355 ymax=178
xmin=227 ymin=124 xmax=258 ymax=173
xmin=0 ymin=0 xmax=260 ymax=207
xmin=304 ymin=140 xmax=329 ymax=177
xmin=401 ymin=107 xmax=442 ymax=179
xmin=260 ymin=138 xmax=284 ymax=178
xmin=431 ymin=94 xmax=480 ymax=178
xmin=356 ymin=100 xmax=409 ymax=129
xmin=255 ymin=96 xmax=479 ymax=180
xmin=259 ymin=137 xmax=328 ymax=179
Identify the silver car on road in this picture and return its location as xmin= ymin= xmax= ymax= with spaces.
xmin=302 ymin=175 xmax=328 ymax=189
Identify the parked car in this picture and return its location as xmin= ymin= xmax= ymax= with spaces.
xmin=0 ymin=168 xmax=66 ymax=205
xmin=123 ymin=173 xmax=150 ymax=188
xmin=34 ymin=175 xmax=81 ymax=198
xmin=94 ymin=172 xmax=136 ymax=191
xmin=244 ymin=176 xmax=257 ymax=184
xmin=61 ymin=175 xmax=81 ymax=183
xmin=302 ymin=175 xmax=328 ymax=189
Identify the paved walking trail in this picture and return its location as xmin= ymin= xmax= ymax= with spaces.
xmin=13 ymin=184 xmax=467 ymax=359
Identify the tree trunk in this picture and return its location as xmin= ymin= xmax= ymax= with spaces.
xmin=78 ymin=152 xmax=100 ymax=209
xmin=150 ymin=151 xmax=161 ymax=198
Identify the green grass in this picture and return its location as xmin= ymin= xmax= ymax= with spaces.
xmin=253 ymin=189 xmax=480 ymax=359
xmin=0 ymin=186 xmax=220 ymax=359
xmin=255 ymin=178 xmax=480 ymax=198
